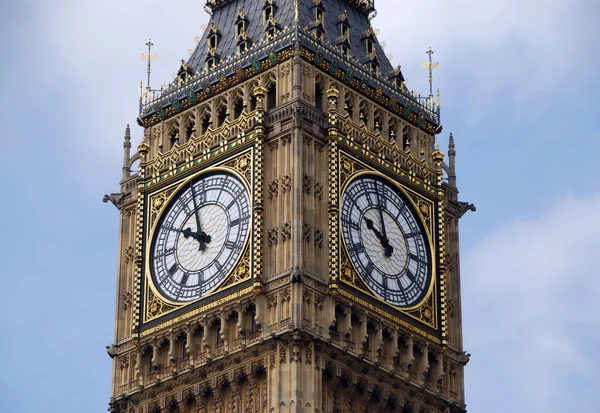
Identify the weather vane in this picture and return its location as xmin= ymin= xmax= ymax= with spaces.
xmin=141 ymin=38 xmax=158 ymax=90
xmin=422 ymin=47 xmax=439 ymax=100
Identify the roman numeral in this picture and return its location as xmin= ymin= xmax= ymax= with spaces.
xmin=227 ymin=200 xmax=236 ymax=210
xmin=365 ymin=262 xmax=374 ymax=276
xmin=225 ymin=241 xmax=242 ymax=250
xmin=168 ymin=263 xmax=178 ymax=275
xmin=409 ymin=252 xmax=426 ymax=264
xmin=405 ymin=269 xmax=416 ymax=283
xmin=229 ymin=218 xmax=240 ymax=227
xmin=180 ymin=273 xmax=189 ymax=286
xmin=351 ymin=243 xmax=365 ymax=254
xmin=156 ymin=247 xmax=175 ymax=258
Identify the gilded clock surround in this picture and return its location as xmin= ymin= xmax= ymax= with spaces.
xmin=142 ymin=159 xmax=254 ymax=324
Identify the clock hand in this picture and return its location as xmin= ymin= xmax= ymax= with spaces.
xmin=181 ymin=227 xmax=211 ymax=251
xmin=364 ymin=217 xmax=394 ymax=258
xmin=376 ymin=190 xmax=388 ymax=239
xmin=189 ymin=185 xmax=210 ymax=251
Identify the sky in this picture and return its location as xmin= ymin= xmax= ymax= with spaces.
xmin=0 ymin=0 xmax=599 ymax=412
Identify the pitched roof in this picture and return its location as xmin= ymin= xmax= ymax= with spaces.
xmin=138 ymin=0 xmax=440 ymax=133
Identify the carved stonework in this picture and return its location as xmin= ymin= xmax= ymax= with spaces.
xmin=302 ymin=174 xmax=314 ymax=195
xmin=314 ymin=228 xmax=324 ymax=249
xmin=280 ymin=222 xmax=291 ymax=242
xmin=267 ymin=228 xmax=279 ymax=247
xmin=124 ymin=245 xmax=135 ymax=264
xmin=122 ymin=291 xmax=133 ymax=310
xmin=149 ymin=186 xmax=178 ymax=229
xmin=222 ymin=245 xmax=252 ymax=287
xmin=146 ymin=289 xmax=176 ymax=319
xmin=280 ymin=174 xmax=291 ymax=194
xmin=314 ymin=182 xmax=324 ymax=201
xmin=268 ymin=179 xmax=279 ymax=199
xmin=224 ymin=151 xmax=252 ymax=184
xmin=302 ymin=221 xmax=312 ymax=243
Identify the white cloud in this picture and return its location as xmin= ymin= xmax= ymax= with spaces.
xmin=463 ymin=193 xmax=600 ymax=412
xmin=374 ymin=0 xmax=598 ymax=115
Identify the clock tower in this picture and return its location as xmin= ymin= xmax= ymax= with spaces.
xmin=106 ymin=1 xmax=472 ymax=412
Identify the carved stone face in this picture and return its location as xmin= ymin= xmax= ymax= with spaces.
xmin=341 ymin=175 xmax=431 ymax=307
xmin=150 ymin=172 xmax=250 ymax=302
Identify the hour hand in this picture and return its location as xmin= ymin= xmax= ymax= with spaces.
xmin=364 ymin=217 xmax=384 ymax=240
xmin=364 ymin=217 xmax=394 ymax=257
xmin=182 ymin=227 xmax=211 ymax=251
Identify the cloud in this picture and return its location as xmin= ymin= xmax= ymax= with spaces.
xmin=462 ymin=193 xmax=600 ymax=412
xmin=374 ymin=0 xmax=598 ymax=116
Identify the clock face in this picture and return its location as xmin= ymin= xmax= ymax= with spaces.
xmin=341 ymin=175 xmax=431 ymax=307
xmin=150 ymin=171 xmax=250 ymax=303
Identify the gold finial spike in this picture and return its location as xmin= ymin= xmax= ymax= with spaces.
xmin=421 ymin=46 xmax=439 ymax=98
xmin=294 ymin=0 xmax=299 ymax=23
xmin=141 ymin=39 xmax=158 ymax=90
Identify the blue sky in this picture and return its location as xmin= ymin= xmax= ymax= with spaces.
xmin=1 ymin=0 xmax=599 ymax=412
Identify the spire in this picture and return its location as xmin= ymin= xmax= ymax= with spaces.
xmin=123 ymin=124 xmax=131 ymax=179
xmin=448 ymin=132 xmax=456 ymax=187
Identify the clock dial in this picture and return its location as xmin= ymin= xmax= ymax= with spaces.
xmin=341 ymin=175 xmax=431 ymax=307
xmin=150 ymin=172 xmax=250 ymax=303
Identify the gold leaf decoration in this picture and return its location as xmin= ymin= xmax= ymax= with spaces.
xmin=149 ymin=186 xmax=178 ymax=229
xmin=339 ymin=154 xmax=368 ymax=189
xmin=147 ymin=289 xmax=176 ymax=320
xmin=222 ymin=245 xmax=251 ymax=287
xmin=224 ymin=152 xmax=252 ymax=185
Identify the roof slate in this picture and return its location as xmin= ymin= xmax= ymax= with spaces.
xmin=187 ymin=0 xmax=393 ymax=77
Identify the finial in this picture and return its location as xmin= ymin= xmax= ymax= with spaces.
xmin=449 ymin=132 xmax=455 ymax=150
xmin=137 ymin=137 xmax=150 ymax=158
xmin=294 ymin=0 xmax=299 ymax=23
xmin=141 ymin=39 xmax=158 ymax=90
xmin=421 ymin=47 xmax=439 ymax=99
xmin=432 ymin=145 xmax=444 ymax=167
xmin=124 ymin=124 xmax=131 ymax=148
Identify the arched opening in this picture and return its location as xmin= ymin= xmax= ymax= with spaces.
xmin=185 ymin=120 xmax=195 ymax=141
xmin=233 ymin=98 xmax=244 ymax=119
xmin=217 ymin=105 xmax=227 ymax=127
xmin=315 ymin=83 xmax=324 ymax=112
xmin=249 ymin=95 xmax=257 ymax=111
xmin=266 ymin=83 xmax=276 ymax=110
xmin=201 ymin=113 xmax=211 ymax=134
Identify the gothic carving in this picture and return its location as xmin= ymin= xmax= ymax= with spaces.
xmin=302 ymin=174 xmax=314 ymax=195
xmin=314 ymin=228 xmax=324 ymax=249
xmin=124 ymin=245 xmax=135 ymax=264
xmin=302 ymin=221 xmax=312 ymax=243
xmin=122 ymin=291 xmax=133 ymax=310
xmin=268 ymin=179 xmax=278 ymax=199
xmin=267 ymin=228 xmax=278 ymax=247
xmin=149 ymin=186 xmax=178 ymax=229
xmin=147 ymin=289 xmax=176 ymax=319
xmin=314 ymin=181 xmax=324 ymax=200
xmin=280 ymin=174 xmax=291 ymax=194
xmin=280 ymin=222 xmax=291 ymax=242
xmin=224 ymin=151 xmax=252 ymax=185
xmin=222 ymin=245 xmax=252 ymax=287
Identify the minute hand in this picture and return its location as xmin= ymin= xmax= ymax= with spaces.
xmin=364 ymin=217 xmax=394 ymax=257
xmin=189 ymin=185 xmax=208 ymax=251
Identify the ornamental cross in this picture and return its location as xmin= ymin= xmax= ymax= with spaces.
xmin=141 ymin=38 xmax=158 ymax=89
xmin=421 ymin=46 xmax=439 ymax=96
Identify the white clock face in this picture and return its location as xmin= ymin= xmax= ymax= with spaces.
xmin=150 ymin=172 xmax=250 ymax=303
xmin=341 ymin=175 xmax=431 ymax=307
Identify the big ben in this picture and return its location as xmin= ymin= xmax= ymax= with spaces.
xmin=105 ymin=1 xmax=472 ymax=412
